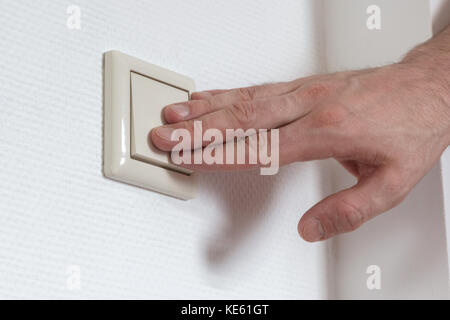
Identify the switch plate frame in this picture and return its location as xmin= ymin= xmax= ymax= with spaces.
xmin=103 ymin=50 xmax=197 ymax=200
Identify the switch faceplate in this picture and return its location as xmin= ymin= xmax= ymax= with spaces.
xmin=103 ymin=51 xmax=196 ymax=200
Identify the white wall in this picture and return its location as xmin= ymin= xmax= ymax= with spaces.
xmin=0 ymin=0 xmax=333 ymax=299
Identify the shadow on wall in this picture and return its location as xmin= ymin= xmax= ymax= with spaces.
xmin=196 ymin=0 xmax=328 ymax=269
xmin=201 ymin=169 xmax=284 ymax=266
xmin=200 ymin=162 xmax=333 ymax=267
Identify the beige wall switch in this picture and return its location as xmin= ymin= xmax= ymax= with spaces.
xmin=130 ymin=72 xmax=191 ymax=175
xmin=103 ymin=50 xmax=196 ymax=200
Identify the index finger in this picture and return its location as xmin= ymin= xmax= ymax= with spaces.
xmin=163 ymin=79 xmax=308 ymax=123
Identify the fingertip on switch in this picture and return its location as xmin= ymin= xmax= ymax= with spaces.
xmin=165 ymin=104 xmax=190 ymax=121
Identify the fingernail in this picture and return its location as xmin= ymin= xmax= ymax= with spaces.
xmin=302 ymin=219 xmax=325 ymax=242
xmin=168 ymin=104 xmax=190 ymax=118
xmin=154 ymin=127 xmax=175 ymax=141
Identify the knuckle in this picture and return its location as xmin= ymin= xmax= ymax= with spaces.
xmin=237 ymin=87 xmax=258 ymax=101
xmin=204 ymin=96 xmax=216 ymax=110
xmin=335 ymin=199 xmax=365 ymax=232
xmin=227 ymin=101 xmax=257 ymax=127
xmin=302 ymin=82 xmax=332 ymax=100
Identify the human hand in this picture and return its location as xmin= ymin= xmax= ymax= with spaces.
xmin=150 ymin=29 xmax=450 ymax=242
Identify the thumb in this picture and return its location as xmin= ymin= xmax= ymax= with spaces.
xmin=298 ymin=166 xmax=408 ymax=242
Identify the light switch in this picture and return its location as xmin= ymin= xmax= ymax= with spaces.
xmin=103 ymin=50 xmax=196 ymax=200
xmin=130 ymin=72 xmax=191 ymax=175
xmin=131 ymin=72 xmax=192 ymax=174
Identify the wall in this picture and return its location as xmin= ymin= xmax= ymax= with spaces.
xmin=0 ymin=0 xmax=333 ymax=299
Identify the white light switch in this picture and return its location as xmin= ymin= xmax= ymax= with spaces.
xmin=103 ymin=50 xmax=196 ymax=200
xmin=130 ymin=72 xmax=191 ymax=175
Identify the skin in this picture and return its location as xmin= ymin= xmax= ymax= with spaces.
xmin=151 ymin=25 xmax=450 ymax=242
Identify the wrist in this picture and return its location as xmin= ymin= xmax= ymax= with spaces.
xmin=393 ymin=60 xmax=450 ymax=147
xmin=401 ymin=30 xmax=450 ymax=147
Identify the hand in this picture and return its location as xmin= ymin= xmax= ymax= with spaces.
xmin=150 ymin=28 xmax=450 ymax=242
